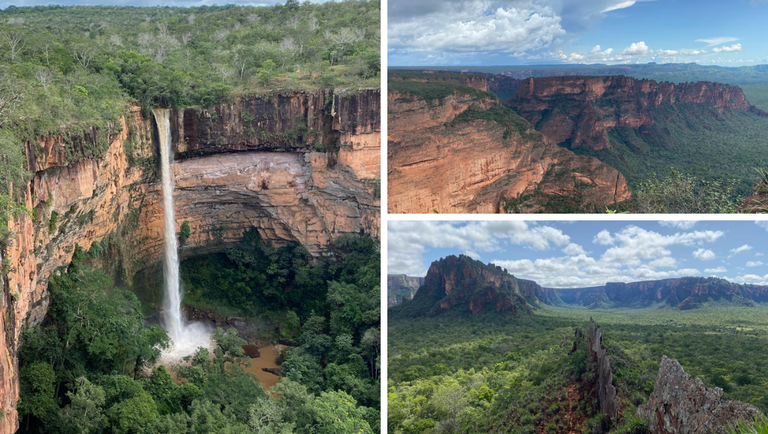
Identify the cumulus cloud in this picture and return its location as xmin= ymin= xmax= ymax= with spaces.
xmin=746 ymin=261 xmax=764 ymax=267
xmin=621 ymin=41 xmax=651 ymax=56
xmin=387 ymin=220 xmax=570 ymax=276
xmin=731 ymin=244 xmax=753 ymax=255
xmin=705 ymin=267 xmax=727 ymax=273
xmin=756 ymin=221 xmax=768 ymax=232
xmin=659 ymin=221 xmax=697 ymax=230
xmin=695 ymin=37 xmax=739 ymax=46
xmin=594 ymin=230 xmax=614 ymax=245
xmin=734 ymin=273 xmax=768 ymax=285
xmin=389 ymin=1 xmax=566 ymax=54
xmin=563 ymin=243 xmax=587 ymax=255
xmin=657 ymin=49 xmax=679 ymax=56
xmin=712 ymin=43 xmax=743 ymax=53
xmin=693 ymin=248 xmax=716 ymax=261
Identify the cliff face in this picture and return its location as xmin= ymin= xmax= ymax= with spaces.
xmin=387 ymin=275 xmax=425 ymax=306
xmin=0 ymin=90 xmax=379 ymax=434
xmin=387 ymin=86 xmax=630 ymax=213
xmin=637 ymin=356 xmax=761 ymax=434
xmin=403 ymin=255 xmax=532 ymax=316
xmin=554 ymin=277 xmax=768 ymax=310
xmin=507 ymin=76 xmax=764 ymax=151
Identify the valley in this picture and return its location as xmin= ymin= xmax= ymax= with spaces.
xmin=388 ymin=254 xmax=768 ymax=433
xmin=388 ymin=69 xmax=768 ymax=213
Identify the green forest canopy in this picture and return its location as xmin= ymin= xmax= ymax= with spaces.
xmin=0 ymin=0 xmax=380 ymax=241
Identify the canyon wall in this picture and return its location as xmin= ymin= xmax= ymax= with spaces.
xmin=388 ymin=86 xmax=630 ymax=213
xmin=387 ymin=275 xmax=425 ymax=306
xmin=553 ymin=277 xmax=768 ymax=310
xmin=507 ymin=75 xmax=767 ymax=151
xmin=0 ymin=89 xmax=380 ymax=434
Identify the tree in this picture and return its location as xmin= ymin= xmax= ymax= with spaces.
xmin=72 ymin=44 xmax=95 ymax=69
xmin=18 ymin=362 xmax=57 ymax=428
xmin=59 ymin=377 xmax=108 ymax=434
xmin=35 ymin=68 xmax=53 ymax=93
xmin=2 ymin=31 xmax=24 ymax=62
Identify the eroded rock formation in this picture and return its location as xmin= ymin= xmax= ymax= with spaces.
xmin=402 ymin=255 xmax=532 ymax=316
xmin=637 ymin=356 xmax=761 ymax=434
xmin=507 ymin=75 xmax=767 ymax=151
xmin=587 ymin=318 xmax=621 ymax=421
xmin=387 ymin=275 xmax=425 ymax=306
xmin=0 ymin=90 xmax=379 ymax=434
xmin=387 ymin=85 xmax=630 ymax=213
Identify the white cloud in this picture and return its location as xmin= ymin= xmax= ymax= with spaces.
xmin=746 ymin=261 xmax=764 ymax=267
xmin=389 ymin=2 xmax=566 ymax=54
xmin=695 ymin=37 xmax=739 ymax=46
xmin=659 ymin=221 xmax=697 ymax=230
xmin=734 ymin=273 xmax=768 ymax=285
xmin=681 ymin=50 xmax=708 ymax=56
xmin=563 ymin=243 xmax=587 ymax=255
xmin=602 ymin=1 xmax=638 ymax=12
xmin=756 ymin=221 xmax=768 ymax=232
xmin=705 ymin=267 xmax=727 ymax=273
xmin=621 ymin=41 xmax=651 ymax=56
xmin=731 ymin=244 xmax=753 ymax=255
xmin=693 ymin=248 xmax=716 ymax=261
xmin=594 ymin=230 xmax=614 ymax=245
xmin=464 ymin=250 xmax=481 ymax=260
xmin=387 ymin=221 xmax=570 ymax=275
xmin=657 ymin=49 xmax=679 ymax=56
xmin=712 ymin=43 xmax=743 ymax=53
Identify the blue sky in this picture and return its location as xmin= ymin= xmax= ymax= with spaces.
xmin=389 ymin=0 xmax=768 ymax=66
xmin=388 ymin=220 xmax=768 ymax=288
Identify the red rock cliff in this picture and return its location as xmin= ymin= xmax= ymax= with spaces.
xmin=507 ymin=76 xmax=764 ymax=151
xmin=0 ymin=90 xmax=379 ymax=434
xmin=388 ymin=85 xmax=630 ymax=213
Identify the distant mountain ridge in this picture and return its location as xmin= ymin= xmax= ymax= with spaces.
xmin=552 ymin=277 xmax=768 ymax=310
xmin=387 ymin=274 xmax=425 ymax=306
xmin=393 ymin=255 xmax=768 ymax=315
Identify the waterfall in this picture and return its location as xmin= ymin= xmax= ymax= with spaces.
xmin=153 ymin=108 xmax=211 ymax=360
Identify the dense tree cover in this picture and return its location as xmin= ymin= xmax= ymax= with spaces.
xmin=180 ymin=230 xmax=381 ymax=428
xmin=742 ymin=85 xmax=768 ymax=111
xmin=567 ymin=103 xmax=768 ymax=199
xmin=18 ymin=231 xmax=380 ymax=433
xmin=388 ymin=79 xmax=496 ymax=103
xmin=0 ymin=0 xmax=379 ymax=239
xmin=388 ymin=304 xmax=768 ymax=433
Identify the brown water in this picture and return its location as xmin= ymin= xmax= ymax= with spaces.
xmin=243 ymin=345 xmax=281 ymax=390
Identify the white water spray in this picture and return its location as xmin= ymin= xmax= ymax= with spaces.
xmin=153 ymin=108 xmax=211 ymax=360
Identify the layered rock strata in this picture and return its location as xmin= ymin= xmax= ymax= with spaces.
xmin=387 ymin=275 xmax=425 ymax=306
xmin=387 ymin=87 xmax=630 ymax=213
xmin=637 ymin=356 xmax=761 ymax=434
xmin=0 ymin=90 xmax=380 ymax=434
xmin=507 ymin=75 xmax=767 ymax=151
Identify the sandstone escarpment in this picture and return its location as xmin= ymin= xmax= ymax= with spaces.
xmin=554 ymin=277 xmax=768 ymax=309
xmin=387 ymin=274 xmax=425 ymax=306
xmin=0 ymin=90 xmax=379 ymax=434
xmin=507 ymin=75 xmax=765 ymax=151
xmin=387 ymin=86 xmax=630 ymax=213
xmin=637 ymin=356 xmax=761 ymax=434
xmin=403 ymin=255 xmax=532 ymax=316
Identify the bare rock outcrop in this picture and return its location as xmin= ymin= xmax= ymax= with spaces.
xmin=387 ymin=86 xmax=630 ymax=214
xmin=508 ymin=76 xmax=765 ymax=152
xmin=587 ymin=318 xmax=620 ymax=421
xmin=637 ymin=356 xmax=761 ymax=434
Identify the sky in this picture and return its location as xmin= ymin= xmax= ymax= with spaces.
xmin=388 ymin=220 xmax=768 ymax=288
xmin=388 ymin=0 xmax=768 ymax=66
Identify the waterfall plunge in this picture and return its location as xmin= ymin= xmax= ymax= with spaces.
xmin=153 ymin=108 xmax=211 ymax=361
